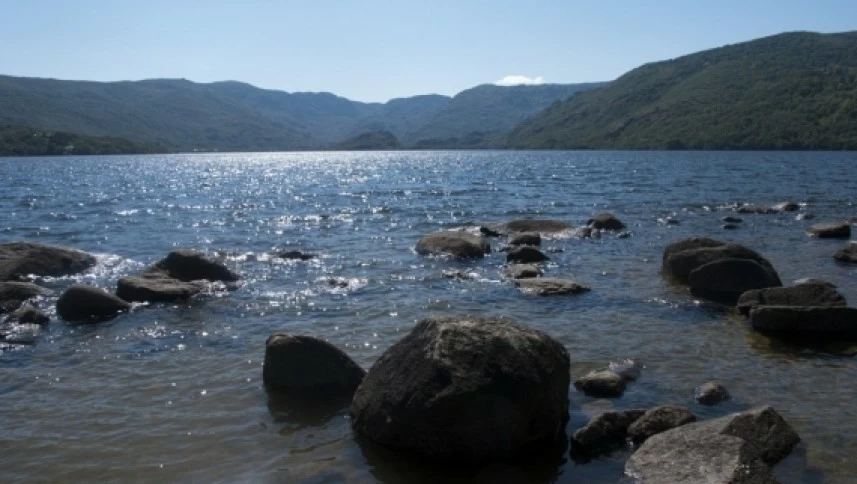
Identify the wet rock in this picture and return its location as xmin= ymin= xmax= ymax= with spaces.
xmin=516 ymin=278 xmax=590 ymax=296
xmin=478 ymin=225 xmax=504 ymax=237
xmin=0 ymin=242 xmax=97 ymax=281
xmin=587 ymin=213 xmax=625 ymax=231
xmin=415 ymin=231 xmax=490 ymax=259
xmin=506 ymin=246 xmax=548 ymax=263
xmin=151 ymin=249 xmax=240 ymax=282
xmin=503 ymin=264 xmax=542 ymax=279
xmin=736 ymin=281 xmax=846 ymax=316
xmin=722 ymin=223 xmax=740 ymax=230
xmin=505 ymin=219 xmax=572 ymax=234
xmin=689 ymin=259 xmax=782 ymax=304
xmin=263 ymin=333 xmax=366 ymax=398
xmin=350 ymin=316 xmax=570 ymax=462
xmin=662 ymin=237 xmax=726 ymax=269
xmin=834 ymin=242 xmax=857 ymax=263
xmin=806 ymin=222 xmax=851 ymax=239
xmin=571 ymin=409 xmax=645 ymax=456
xmin=509 ymin=232 xmax=541 ymax=246
xmin=702 ymin=406 xmax=800 ymax=464
xmin=750 ymin=306 xmax=857 ymax=337
xmin=56 ymin=284 xmax=132 ymax=322
xmin=116 ymin=274 xmax=204 ymax=303
xmin=277 ymin=250 xmax=316 ymax=261
xmin=0 ymin=281 xmax=50 ymax=313
xmin=695 ymin=381 xmax=731 ymax=405
xmin=721 ymin=216 xmax=743 ymax=223
xmin=9 ymin=304 xmax=50 ymax=325
xmin=627 ymin=405 xmax=697 ymax=445
xmin=574 ymin=370 xmax=626 ymax=398
xmin=772 ymin=201 xmax=800 ymax=212
xmin=663 ymin=240 xmax=776 ymax=283
xmin=608 ymin=359 xmax=643 ymax=381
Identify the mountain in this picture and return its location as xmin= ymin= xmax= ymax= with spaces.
xmin=0 ymin=125 xmax=163 ymax=156
xmin=0 ymin=75 xmax=598 ymax=151
xmin=509 ymin=31 xmax=857 ymax=150
xmin=334 ymin=130 xmax=402 ymax=150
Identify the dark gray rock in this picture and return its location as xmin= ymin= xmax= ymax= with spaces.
xmin=0 ymin=281 xmax=50 ymax=313
xmin=737 ymin=204 xmax=779 ymax=214
xmin=722 ymin=216 xmax=743 ymax=223
xmin=478 ymin=225 xmax=503 ymax=237
xmin=587 ymin=213 xmax=625 ymax=231
xmin=506 ymin=246 xmax=548 ymax=263
xmin=9 ymin=304 xmax=50 ymax=325
xmin=663 ymin=241 xmax=775 ymax=283
xmin=505 ymin=219 xmax=572 ymax=234
xmin=350 ymin=316 xmax=570 ymax=462
xmin=0 ymin=242 xmax=96 ymax=281
xmin=509 ymin=232 xmax=541 ymax=246
xmin=772 ymin=201 xmax=800 ymax=212
xmin=515 ymin=278 xmax=590 ymax=296
xmin=806 ymin=222 xmax=851 ymax=239
xmin=277 ymin=250 xmax=316 ymax=261
xmin=627 ymin=405 xmax=697 ymax=445
xmin=152 ymin=249 xmax=240 ymax=282
xmin=736 ymin=281 xmax=846 ymax=316
xmin=263 ymin=333 xmax=366 ymax=398
xmin=571 ymin=409 xmax=645 ymax=456
xmin=574 ymin=370 xmax=626 ymax=398
xmin=695 ymin=381 xmax=731 ymax=405
xmin=722 ymin=223 xmax=740 ymax=230
xmin=750 ymin=306 xmax=857 ymax=336
xmin=503 ymin=264 xmax=542 ymax=279
xmin=662 ymin=237 xmax=726 ymax=269
xmin=689 ymin=259 xmax=782 ymax=304
xmin=415 ymin=231 xmax=490 ymax=259
xmin=834 ymin=242 xmax=857 ymax=263
xmin=116 ymin=274 xmax=204 ymax=303
xmin=697 ymin=406 xmax=800 ymax=464
xmin=56 ymin=284 xmax=132 ymax=322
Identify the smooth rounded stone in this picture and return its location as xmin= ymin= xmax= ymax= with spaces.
xmin=515 ymin=278 xmax=590 ymax=296
xmin=116 ymin=274 xmax=204 ymax=303
xmin=750 ymin=306 xmax=857 ymax=336
xmin=574 ymin=370 xmax=626 ymax=398
xmin=506 ymin=246 xmax=548 ymax=263
xmin=509 ymin=232 xmax=541 ymax=246
xmin=806 ymin=222 xmax=851 ymax=238
xmin=350 ymin=316 xmax=570 ymax=462
xmin=503 ymin=264 xmax=542 ymax=279
xmin=0 ymin=281 xmax=50 ymax=313
xmin=722 ymin=223 xmax=740 ymax=230
xmin=263 ymin=333 xmax=366 ymax=398
xmin=664 ymin=242 xmax=776 ymax=283
xmin=277 ymin=250 xmax=316 ymax=261
xmin=9 ymin=304 xmax=50 ymax=325
xmin=689 ymin=258 xmax=782 ymax=304
xmin=415 ymin=231 xmax=490 ymax=259
xmin=695 ymin=381 xmax=731 ymax=405
xmin=587 ymin=213 xmax=625 ymax=231
xmin=834 ymin=242 xmax=857 ymax=263
xmin=571 ymin=409 xmax=645 ymax=456
xmin=662 ymin=237 xmax=726 ymax=268
xmin=505 ymin=219 xmax=572 ymax=234
xmin=56 ymin=284 xmax=132 ymax=322
xmin=608 ymin=359 xmax=643 ymax=381
xmin=153 ymin=249 xmax=240 ymax=282
xmin=627 ymin=405 xmax=697 ymax=445
xmin=736 ymin=281 xmax=846 ymax=316
xmin=0 ymin=242 xmax=97 ymax=281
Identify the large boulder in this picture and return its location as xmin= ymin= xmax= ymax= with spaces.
xmin=0 ymin=242 xmax=96 ymax=281
xmin=506 ymin=246 xmax=548 ymax=263
xmin=350 ymin=316 xmax=570 ymax=462
xmin=663 ymin=241 xmax=776 ymax=283
xmin=806 ymin=222 xmax=851 ymax=238
xmin=505 ymin=219 xmax=572 ymax=234
xmin=263 ymin=333 xmax=366 ymax=399
xmin=571 ymin=409 xmax=645 ymax=456
xmin=116 ymin=274 xmax=204 ymax=303
xmin=834 ymin=242 xmax=857 ymax=263
xmin=56 ymin=284 xmax=132 ymax=322
xmin=151 ymin=249 xmax=239 ymax=282
xmin=587 ymin=213 xmax=625 ymax=231
xmin=662 ymin=237 xmax=726 ymax=270
xmin=415 ymin=231 xmax=490 ymax=259
xmin=750 ymin=306 xmax=857 ymax=337
xmin=627 ymin=405 xmax=697 ymax=445
xmin=688 ymin=258 xmax=782 ymax=303
xmin=736 ymin=281 xmax=846 ymax=316
xmin=0 ymin=281 xmax=50 ymax=313
xmin=516 ymin=278 xmax=590 ymax=296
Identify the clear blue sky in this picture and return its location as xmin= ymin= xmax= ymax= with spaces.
xmin=1 ymin=0 xmax=854 ymax=102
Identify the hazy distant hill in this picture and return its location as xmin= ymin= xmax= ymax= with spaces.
xmin=509 ymin=31 xmax=857 ymax=150
xmin=334 ymin=130 xmax=402 ymax=150
xmin=0 ymin=75 xmax=597 ymax=151
xmin=0 ymin=125 xmax=163 ymax=156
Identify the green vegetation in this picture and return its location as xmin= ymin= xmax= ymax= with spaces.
xmin=509 ymin=31 xmax=857 ymax=150
xmin=0 ymin=126 xmax=163 ymax=156
xmin=334 ymin=130 xmax=402 ymax=150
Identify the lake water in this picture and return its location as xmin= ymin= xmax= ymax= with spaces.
xmin=1 ymin=151 xmax=857 ymax=483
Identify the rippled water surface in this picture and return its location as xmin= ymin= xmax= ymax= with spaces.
xmin=2 ymin=151 xmax=857 ymax=483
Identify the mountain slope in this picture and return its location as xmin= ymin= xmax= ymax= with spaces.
xmin=0 ymin=125 xmax=163 ymax=156
xmin=509 ymin=31 xmax=857 ymax=150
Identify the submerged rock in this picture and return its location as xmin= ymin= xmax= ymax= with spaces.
xmin=571 ymin=409 xmax=645 ymax=456
xmin=694 ymin=381 xmax=731 ymax=405
xmin=834 ymin=242 xmax=857 ymax=263
xmin=0 ymin=242 xmax=96 ymax=281
xmin=663 ymin=240 xmax=776 ymax=283
xmin=505 ymin=219 xmax=572 ymax=234
xmin=587 ymin=213 xmax=625 ymax=231
xmin=0 ymin=281 xmax=50 ymax=313
xmin=688 ymin=258 xmax=782 ymax=303
xmin=441 ymin=269 xmax=479 ymax=281
xmin=574 ymin=370 xmax=626 ymax=398
xmin=509 ymin=232 xmax=541 ymax=246
xmin=415 ymin=231 xmax=490 ymax=259
xmin=806 ymin=222 xmax=851 ymax=238
xmin=503 ymin=264 xmax=542 ymax=279
xmin=56 ymin=284 xmax=132 ymax=322
xmin=263 ymin=333 xmax=365 ymax=399
xmin=736 ymin=204 xmax=779 ymax=214
xmin=736 ymin=281 xmax=846 ymax=316
xmin=9 ymin=303 xmax=50 ymax=325
xmin=627 ymin=405 xmax=697 ymax=445
xmin=277 ymin=250 xmax=316 ymax=261
xmin=506 ymin=246 xmax=548 ymax=263
xmin=350 ymin=316 xmax=570 ymax=462
xmin=750 ymin=306 xmax=857 ymax=337
xmin=721 ymin=216 xmax=743 ymax=223
xmin=515 ymin=278 xmax=590 ymax=296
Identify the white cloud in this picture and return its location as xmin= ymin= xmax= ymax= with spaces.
xmin=494 ymin=75 xmax=546 ymax=86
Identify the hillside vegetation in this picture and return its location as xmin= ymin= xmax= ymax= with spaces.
xmin=0 ymin=126 xmax=163 ymax=156
xmin=509 ymin=31 xmax=857 ymax=150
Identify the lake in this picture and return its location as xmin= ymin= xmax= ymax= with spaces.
xmin=1 ymin=150 xmax=856 ymax=483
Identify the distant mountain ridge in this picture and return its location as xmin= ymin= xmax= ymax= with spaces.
xmin=509 ymin=31 xmax=857 ymax=150
xmin=0 ymin=75 xmax=601 ymax=151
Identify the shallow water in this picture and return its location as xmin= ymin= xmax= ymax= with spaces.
xmin=1 ymin=150 xmax=856 ymax=483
